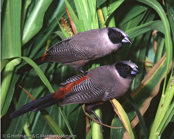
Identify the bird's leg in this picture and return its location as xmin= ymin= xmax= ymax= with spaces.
xmin=85 ymin=102 xmax=104 ymax=132
xmin=90 ymin=110 xmax=104 ymax=132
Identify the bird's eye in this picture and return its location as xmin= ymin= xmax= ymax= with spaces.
xmin=124 ymin=66 xmax=129 ymax=70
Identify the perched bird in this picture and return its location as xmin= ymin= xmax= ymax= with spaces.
xmin=10 ymin=61 xmax=140 ymax=119
xmin=17 ymin=27 xmax=131 ymax=74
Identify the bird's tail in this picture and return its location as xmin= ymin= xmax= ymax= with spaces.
xmin=10 ymin=93 xmax=58 ymax=119
xmin=16 ymin=54 xmax=48 ymax=75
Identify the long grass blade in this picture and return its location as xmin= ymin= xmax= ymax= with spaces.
xmin=1 ymin=0 xmax=21 ymax=117
xmin=22 ymin=0 xmax=53 ymax=44
xmin=110 ymin=99 xmax=134 ymax=139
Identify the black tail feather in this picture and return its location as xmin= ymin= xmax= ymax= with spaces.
xmin=16 ymin=57 xmax=45 ymax=75
xmin=10 ymin=93 xmax=58 ymax=119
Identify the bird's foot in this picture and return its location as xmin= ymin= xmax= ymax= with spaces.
xmin=91 ymin=110 xmax=104 ymax=132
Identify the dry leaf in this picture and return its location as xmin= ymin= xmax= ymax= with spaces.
xmin=130 ymin=54 xmax=173 ymax=128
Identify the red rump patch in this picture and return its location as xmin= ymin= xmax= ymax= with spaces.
xmin=41 ymin=54 xmax=48 ymax=62
xmin=53 ymin=76 xmax=88 ymax=100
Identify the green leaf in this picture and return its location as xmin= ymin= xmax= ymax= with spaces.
xmin=54 ymin=31 xmax=67 ymax=40
xmin=111 ymin=99 xmax=134 ymax=139
xmin=125 ymin=94 xmax=149 ymax=138
xmin=107 ymin=0 xmax=124 ymax=16
xmin=21 ymin=0 xmax=32 ymax=29
xmin=127 ymin=21 xmax=165 ymax=39
xmin=157 ymin=98 xmax=174 ymax=134
xmin=2 ymin=0 xmax=21 ymax=60
xmin=1 ymin=57 xmax=18 ymax=72
xmin=119 ymin=5 xmax=147 ymax=25
xmin=22 ymin=0 xmax=53 ymax=44
xmin=2 ymin=0 xmax=174 ymax=138
xmin=2 ymin=57 xmax=54 ymax=93
xmin=21 ymin=57 xmax=54 ymax=93
xmin=24 ymin=1 xmax=67 ymax=59
xmin=58 ymin=107 xmax=75 ymax=139
xmin=137 ymin=0 xmax=173 ymax=90
xmin=40 ymin=109 xmax=64 ymax=135
xmin=1 ymin=0 xmax=22 ymax=117
xmin=86 ymin=128 xmax=92 ymax=139
xmin=1 ymin=62 xmax=17 ymax=117
xmin=166 ymin=0 xmax=174 ymax=52
xmin=64 ymin=0 xmax=80 ymax=32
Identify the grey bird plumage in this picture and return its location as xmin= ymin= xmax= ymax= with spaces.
xmin=59 ymin=61 xmax=139 ymax=105
xmin=10 ymin=61 xmax=139 ymax=118
xmin=17 ymin=27 xmax=131 ymax=74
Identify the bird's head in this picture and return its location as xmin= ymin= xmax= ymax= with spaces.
xmin=108 ymin=27 xmax=131 ymax=44
xmin=114 ymin=60 xmax=140 ymax=79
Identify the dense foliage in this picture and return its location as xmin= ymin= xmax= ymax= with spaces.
xmin=1 ymin=0 xmax=174 ymax=139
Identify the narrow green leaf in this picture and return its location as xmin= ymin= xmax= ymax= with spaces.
xmin=137 ymin=0 xmax=173 ymax=92
xmin=6 ymin=79 xmax=49 ymax=135
xmin=111 ymin=99 xmax=134 ymax=139
xmin=48 ymin=0 xmax=65 ymax=24
xmin=151 ymin=82 xmax=174 ymax=138
xmin=1 ymin=0 xmax=21 ymax=117
xmin=1 ymin=69 xmax=20 ymax=117
xmin=88 ymin=0 xmax=99 ymax=29
xmin=21 ymin=57 xmax=54 ymax=93
xmin=25 ymin=0 xmax=67 ymax=58
xmin=21 ymin=0 xmax=32 ymax=29
xmin=135 ymin=1 xmax=173 ymax=138
xmin=1 ymin=62 xmax=15 ymax=117
xmin=86 ymin=128 xmax=92 ymax=139
xmin=167 ymin=0 xmax=174 ymax=42
xmin=59 ymin=107 xmax=75 ymax=139
xmin=107 ymin=14 xmax=116 ymax=27
xmin=64 ymin=0 xmax=80 ymax=32
xmin=119 ymin=5 xmax=147 ymax=24
xmin=1 ymin=57 xmax=18 ymax=72
xmin=107 ymin=0 xmax=124 ymax=16
xmin=41 ymin=109 xmax=64 ymax=135
xmin=2 ymin=57 xmax=54 ymax=93
xmin=157 ymin=100 xmax=174 ymax=134
xmin=96 ymin=0 xmax=106 ymax=8
xmin=22 ymin=0 xmax=53 ymax=44
xmin=2 ymin=0 xmax=21 ymax=60
xmin=74 ymin=0 xmax=90 ymax=31
xmin=127 ymin=21 xmax=165 ymax=39
xmin=125 ymin=94 xmax=149 ymax=139
xmin=23 ymin=121 xmax=32 ymax=139
xmin=54 ymin=31 xmax=67 ymax=40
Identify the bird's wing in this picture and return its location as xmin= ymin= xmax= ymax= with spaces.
xmin=60 ymin=78 xmax=107 ymax=105
xmin=46 ymin=39 xmax=96 ymax=63
xmin=59 ymin=72 xmax=88 ymax=86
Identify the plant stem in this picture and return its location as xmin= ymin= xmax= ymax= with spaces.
xmin=92 ymin=108 xmax=103 ymax=139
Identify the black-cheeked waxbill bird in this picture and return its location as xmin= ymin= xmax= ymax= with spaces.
xmin=17 ymin=28 xmax=131 ymax=74
xmin=10 ymin=61 xmax=139 ymax=119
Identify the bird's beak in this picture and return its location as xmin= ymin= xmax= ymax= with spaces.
xmin=131 ymin=67 xmax=140 ymax=75
xmin=122 ymin=36 xmax=131 ymax=44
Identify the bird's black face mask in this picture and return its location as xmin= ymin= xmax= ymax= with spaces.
xmin=108 ymin=28 xmax=124 ymax=44
xmin=115 ymin=62 xmax=140 ymax=79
